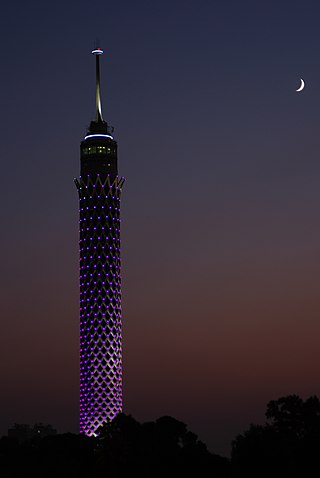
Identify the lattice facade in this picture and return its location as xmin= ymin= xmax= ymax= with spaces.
xmin=75 ymin=174 xmax=125 ymax=435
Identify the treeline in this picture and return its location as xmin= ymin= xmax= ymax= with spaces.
xmin=1 ymin=394 xmax=320 ymax=477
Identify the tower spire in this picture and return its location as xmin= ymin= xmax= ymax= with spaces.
xmin=91 ymin=47 xmax=104 ymax=123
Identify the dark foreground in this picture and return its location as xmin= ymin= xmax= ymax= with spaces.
xmin=1 ymin=394 xmax=320 ymax=477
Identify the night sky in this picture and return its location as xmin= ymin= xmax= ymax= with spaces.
xmin=1 ymin=0 xmax=320 ymax=457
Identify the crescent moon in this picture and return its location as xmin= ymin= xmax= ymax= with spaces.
xmin=296 ymin=78 xmax=305 ymax=92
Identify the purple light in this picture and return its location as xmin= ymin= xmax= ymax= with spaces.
xmin=76 ymin=174 xmax=125 ymax=436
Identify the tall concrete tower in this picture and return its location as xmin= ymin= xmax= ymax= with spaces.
xmin=74 ymin=48 xmax=125 ymax=436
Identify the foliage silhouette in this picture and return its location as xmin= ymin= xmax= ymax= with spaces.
xmin=3 ymin=396 xmax=320 ymax=477
xmin=231 ymin=394 xmax=320 ymax=477
xmin=0 ymin=433 xmax=96 ymax=478
xmin=95 ymin=413 xmax=230 ymax=477
xmin=0 ymin=414 xmax=230 ymax=477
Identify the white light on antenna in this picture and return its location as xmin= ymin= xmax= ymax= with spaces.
xmin=84 ymin=134 xmax=113 ymax=140
xmin=92 ymin=49 xmax=104 ymax=55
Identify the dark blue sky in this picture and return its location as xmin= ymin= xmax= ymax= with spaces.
xmin=1 ymin=0 xmax=320 ymax=456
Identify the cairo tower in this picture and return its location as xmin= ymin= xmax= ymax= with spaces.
xmin=74 ymin=48 xmax=125 ymax=436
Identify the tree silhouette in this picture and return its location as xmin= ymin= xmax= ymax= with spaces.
xmin=95 ymin=412 xmax=230 ymax=477
xmin=231 ymin=394 xmax=320 ymax=478
xmin=0 ymin=433 xmax=96 ymax=478
xmin=8 ymin=397 xmax=320 ymax=478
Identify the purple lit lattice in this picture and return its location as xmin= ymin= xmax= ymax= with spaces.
xmin=75 ymin=174 xmax=125 ymax=436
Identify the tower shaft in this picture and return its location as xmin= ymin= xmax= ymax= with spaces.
xmin=75 ymin=48 xmax=125 ymax=436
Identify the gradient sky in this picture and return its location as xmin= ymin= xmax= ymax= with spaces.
xmin=1 ymin=0 xmax=320 ymax=457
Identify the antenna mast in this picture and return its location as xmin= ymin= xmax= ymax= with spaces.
xmin=91 ymin=47 xmax=104 ymax=123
